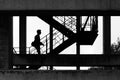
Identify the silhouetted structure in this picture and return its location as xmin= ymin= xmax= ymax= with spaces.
xmin=0 ymin=0 xmax=120 ymax=79
xmin=12 ymin=16 xmax=98 ymax=70
xmin=0 ymin=10 xmax=120 ymax=71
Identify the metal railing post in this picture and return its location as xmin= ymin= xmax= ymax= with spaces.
xmin=29 ymin=47 xmax=30 ymax=54
xmin=50 ymin=25 xmax=53 ymax=70
xmin=46 ymin=36 xmax=48 ymax=54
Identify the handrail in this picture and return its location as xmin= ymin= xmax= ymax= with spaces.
xmin=13 ymin=16 xmax=72 ymax=54
xmin=53 ymin=16 xmax=76 ymax=32
xmin=40 ymin=29 xmax=56 ymax=40
xmin=30 ymin=29 xmax=65 ymax=54
xmin=13 ymin=48 xmax=18 ymax=54
xmin=54 ymin=16 xmax=97 ymax=31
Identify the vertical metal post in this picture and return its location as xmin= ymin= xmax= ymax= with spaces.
xmin=29 ymin=47 xmax=30 ymax=54
xmin=90 ymin=16 xmax=92 ymax=30
xmin=19 ymin=16 xmax=26 ymax=69
xmin=103 ymin=16 xmax=111 ymax=54
xmin=50 ymin=25 xmax=53 ymax=54
xmin=76 ymin=16 xmax=81 ymax=70
xmin=50 ymin=25 xmax=53 ymax=70
xmin=20 ymin=16 xmax=26 ymax=54
xmin=95 ymin=16 xmax=98 ymax=32
xmin=8 ymin=16 xmax=13 ymax=69
xmin=46 ymin=36 xmax=48 ymax=54
xmin=76 ymin=16 xmax=81 ymax=55
xmin=63 ymin=16 xmax=65 ymax=42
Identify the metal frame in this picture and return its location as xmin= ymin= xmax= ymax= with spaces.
xmin=6 ymin=10 xmax=120 ymax=69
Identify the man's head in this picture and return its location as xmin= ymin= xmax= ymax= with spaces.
xmin=37 ymin=29 xmax=41 ymax=35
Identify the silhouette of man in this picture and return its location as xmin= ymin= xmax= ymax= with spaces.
xmin=29 ymin=29 xmax=43 ymax=69
xmin=32 ymin=29 xmax=44 ymax=54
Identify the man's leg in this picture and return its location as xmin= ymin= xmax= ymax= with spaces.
xmin=37 ymin=48 xmax=40 ymax=54
xmin=35 ymin=46 xmax=40 ymax=54
xmin=29 ymin=47 xmax=41 ymax=69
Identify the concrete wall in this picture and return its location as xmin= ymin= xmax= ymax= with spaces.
xmin=0 ymin=70 xmax=119 ymax=80
xmin=0 ymin=0 xmax=118 ymax=10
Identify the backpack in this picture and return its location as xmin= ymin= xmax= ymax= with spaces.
xmin=31 ymin=41 xmax=36 ymax=47
xmin=31 ymin=41 xmax=43 ymax=47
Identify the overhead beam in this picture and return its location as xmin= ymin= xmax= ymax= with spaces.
xmin=13 ymin=54 xmax=120 ymax=66
xmin=0 ymin=0 xmax=110 ymax=10
xmin=1 ymin=10 xmax=120 ymax=16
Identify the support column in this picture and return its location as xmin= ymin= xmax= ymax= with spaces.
xmin=20 ymin=16 xmax=26 ymax=54
xmin=19 ymin=16 xmax=26 ymax=69
xmin=76 ymin=16 xmax=81 ymax=55
xmin=50 ymin=25 xmax=53 ymax=54
xmin=0 ymin=16 xmax=13 ymax=69
xmin=76 ymin=16 xmax=81 ymax=70
xmin=50 ymin=25 xmax=53 ymax=70
xmin=8 ymin=16 xmax=13 ymax=69
xmin=103 ymin=16 xmax=112 ymax=70
xmin=103 ymin=16 xmax=111 ymax=55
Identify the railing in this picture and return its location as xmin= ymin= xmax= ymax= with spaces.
xmin=53 ymin=16 xmax=77 ymax=33
xmin=53 ymin=16 xmax=98 ymax=32
xmin=13 ymin=29 xmax=68 ymax=54
xmin=53 ymin=28 xmax=68 ymax=49
xmin=82 ymin=16 xmax=98 ymax=31
xmin=13 ymin=47 xmax=19 ymax=54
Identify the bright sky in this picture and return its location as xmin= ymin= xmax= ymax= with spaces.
xmin=111 ymin=16 xmax=120 ymax=44
xmin=13 ymin=16 xmax=119 ymax=70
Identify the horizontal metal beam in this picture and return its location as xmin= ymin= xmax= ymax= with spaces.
xmin=1 ymin=10 xmax=120 ymax=16
xmin=13 ymin=54 xmax=120 ymax=66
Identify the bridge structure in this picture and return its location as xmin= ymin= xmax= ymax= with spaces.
xmin=0 ymin=11 xmax=114 ymax=70
xmin=12 ymin=15 xmax=98 ymax=70
xmin=0 ymin=11 xmax=117 ymax=69
xmin=0 ymin=0 xmax=120 ymax=80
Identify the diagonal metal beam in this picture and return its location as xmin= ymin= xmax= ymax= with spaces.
xmin=82 ymin=16 xmax=90 ymax=31
xmin=38 ymin=16 xmax=78 ymax=55
xmin=38 ymin=16 xmax=98 ymax=55
xmin=38 ymin=16 xmax=76 ymax=38
xmin=49 ymin=36 xmax=76 ymax=55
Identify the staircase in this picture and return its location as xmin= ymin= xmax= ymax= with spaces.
xmin=29 ymin=28 xmax=68 ymax=54
xmin=12 ymin=16 xmax=98 ymax=70
xmin=30 ymin=16 xmax=77 ymax=54
xmin=30 ymin=16 xmax=98 ymax=54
